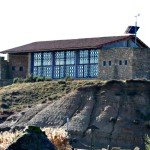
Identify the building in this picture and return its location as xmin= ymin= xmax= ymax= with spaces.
xmin=0 ymin=35 xmax=149 ymax=80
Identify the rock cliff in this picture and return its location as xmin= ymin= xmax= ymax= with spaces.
xmin=1 ymin=80 xmax=150 ymax=149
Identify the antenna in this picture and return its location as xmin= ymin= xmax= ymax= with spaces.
xmin=134 ymin=13 xmax=140 ymax=47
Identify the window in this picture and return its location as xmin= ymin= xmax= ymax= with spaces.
xmin=77 ymin=49 xmax=98 ymax=78
xmin=19 ymin=67 xmax=23 ymax=71
xmin=90 ymin=50 xmax=98 ymax=63
xmin=108 ymin=61 xmax=111 ymax=66
xmin=12 ymin=66 xmax=15 ymax=71
xmin=32 ymin=49 xmax=98 ymax=79
xmin=33 ymin=52 xmax=53 ymax=78
xmin=66 ymin=51 xmax=75 ymax=65
xmin=65 ymin=51 xmax=75 ymax=77
xmin=77 ymin=50 xmax=89 ymax=78
xmin=89 ymin=50 xmax=98 ymax=77
xmin=54 ymin=51 xmax=75 ymax=78
xmin=103 ymin=61 xmax=106 ymax=66
xmin=119 ymin=60 xmax=122 ymax=65
xmin=34 ymin=53 xmax=42 ymax=66
xmin=124 ymin=60 xmax=128 ymax=65
xmin=43 ymin=52 xmax=53 ymax=78
xmin=79 ymin=50 xmax=89 ymax=64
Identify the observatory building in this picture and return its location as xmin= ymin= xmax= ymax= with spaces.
xmin=0 ymin=35 xmax=150 ymax=82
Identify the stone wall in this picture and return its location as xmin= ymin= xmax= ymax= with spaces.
xmin=98 ymin=48 xmax=134 ymax=80
xmin=0 ymin=79 xmax=13 ymax=87
xmin=132 ymin=48 xmax=150 ymax=79
xmin=8 ymin=53 xmax=29 ymax=78
xmin=5 ymin=48 xmax=150 ymax=80
xmin=0 ymin=57 xmax=9 ymax=79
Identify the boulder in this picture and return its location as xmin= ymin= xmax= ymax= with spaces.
xmin=7 ymin=126 xmax=57 ymax=150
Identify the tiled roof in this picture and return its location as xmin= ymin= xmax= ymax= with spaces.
xmin=1 ymin=35 xmax=149 ymax=53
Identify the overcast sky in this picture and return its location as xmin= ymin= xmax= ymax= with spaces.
xmin=0 ymin=0 xmax=149 ymax=54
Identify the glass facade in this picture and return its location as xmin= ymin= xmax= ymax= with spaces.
xmin=33 ymin=52 xmax=53 ymax=78
xmin=32 ymin=49 xmax=98 ymax=79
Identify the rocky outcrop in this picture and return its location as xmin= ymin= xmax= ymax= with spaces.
xmin=7 ymin=126 xmax=56 ymax=150
xmin=1 ymin=80 xmax=150 ymax=149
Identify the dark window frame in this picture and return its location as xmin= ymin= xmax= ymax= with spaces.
xmin=12 ymin=66 xmax=15 ymax=71
xmin=103 ymin=61 xmax=106 ymax=66
xmin=119 ymin=60 xmax=122 ymax=65
xmin=108 ymin=61 xmax=111 ymax=66
xmin=19 ymin=66 xmax=23 ymax=71
xmin=124 ymin=60 xmax=128 ymax=65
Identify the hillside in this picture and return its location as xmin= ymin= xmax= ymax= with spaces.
xmin=0 ymin=79 xmax=150 ymax=149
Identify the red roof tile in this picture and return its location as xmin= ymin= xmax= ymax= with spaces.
xmin=1 ymin=35 xmax=148 ymax=53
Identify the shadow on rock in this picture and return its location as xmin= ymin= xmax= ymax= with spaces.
xmin=7 ymin=126 xmax=57 ymax=150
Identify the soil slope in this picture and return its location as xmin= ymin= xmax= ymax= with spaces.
xmin=0 ymin=79 xmax=150 ymax=149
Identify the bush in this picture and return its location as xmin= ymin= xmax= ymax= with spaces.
xmin=44 ymin=77 xmax=52 ymax=81
xmin=13 ymin=78 xmax=24 ymax=83
xmin=25 ymin=74 xmax=35 ymax=82
xmin=145 ymin=134 xmax=150 ymax=150
xmin=58 ymin=80 xmax=66 ymax=84
xmin=13 ymin=75 xmax=53 ymax=83
xmin=65 ymin=76 xmax=74 ymax=81
xmin=1 ymin=103 xmax=9 ymax=109
xmin=36 ymin=76 xmax=45 ymax=82
xmin=13 ymin=78 xmax=19 ymax=83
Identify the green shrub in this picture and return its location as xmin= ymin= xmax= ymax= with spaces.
xmin=13 ymin=78 xmax=24 ymax=83
xmin=44 ymin=77 xmax=52 ymax=81
xmin=58 ymin=80 xmax=66 ymax=84
xmin=65 ymin=76 xmax=74 ymax=81
xmin=25 ymin=74 xmax=35 ymax=82
xmin=13 ymin=78 xmax=20 ymax=83
xmin=36 ymin=76 xmax=45 ymax=82
xmin=13 ymin=75 xmax=53 ymax=83
xmin=145 ymin=134 xmax=150 ymax=150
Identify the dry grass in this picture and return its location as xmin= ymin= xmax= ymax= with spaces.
xmin=0 ymin=80 xmax=103 ymax=113
xmin=0 ymin=128 xmax=71 ymax=150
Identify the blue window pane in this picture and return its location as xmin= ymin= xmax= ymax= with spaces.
xmin=55 ymin=52 xmax=65 ymax=65
xmin=43 ymin=52 xmax=52 ymax=66
xmin=34 ymin=53 xmax=42 ymax=66
xmin=77 ymin=65 xmax=88 ymax=78
xmin=66 ymin=51 xmax=75 ymax=65
xmin=84 ymin=65 xmax=88 ymax=77
xmin=43 ymin=67 xmax=52 ymax=78
xmin=60 ymin=66 xmax=65 ymax=78
xmin=90 ymin=50 xmax=98 ymax=63
xmin=33 ymin=67 xmax=42 ymax=76
xmin=79 ymin=50 xmax=88 ymax=64
xmin=54 ymin=66 xmax=65 ymax=79
xmin=89 ymin=64 xmax=98 ymax=77
xmin=77 ymin=65 xmax=84 ymax=78
xmin=33 ymin=67 xmax=38 ymax=76
xmin=37 ymin=67 xmax=42 ymax=76
xmin=66 ymin=66 xmax=75 ymax=77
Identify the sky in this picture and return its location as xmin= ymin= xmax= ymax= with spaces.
xmin=0 ymin=0 xmax=150 ymax=57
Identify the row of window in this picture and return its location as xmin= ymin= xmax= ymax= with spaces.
xmin=102 ymin=60 xmax=128 ymax=66
xmin=33 ymin=50 xmax=98 ymax=66
xmin=12 ymin=66 xmax=23 ymax=71
xmin=32 ymin=49 xmax=98 ymax=79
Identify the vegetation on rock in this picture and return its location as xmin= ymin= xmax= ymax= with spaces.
xmin=0 ymin=127 xmax=70 ymax=150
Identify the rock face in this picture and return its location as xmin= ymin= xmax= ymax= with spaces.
xmin=1 ymin=80 xmax=150 ymax=149
xmin=7 ymin=126 xmax=56 ymax=150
